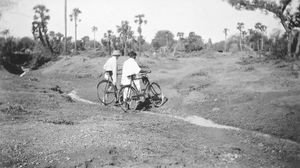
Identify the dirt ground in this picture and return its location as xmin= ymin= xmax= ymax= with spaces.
xmin=0 ymin=51 xmax=300 ymax=168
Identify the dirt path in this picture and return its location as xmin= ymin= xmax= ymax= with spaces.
xmin=1 ymin=52 xmax=300 ymax=167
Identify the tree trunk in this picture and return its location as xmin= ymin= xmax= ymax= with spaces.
xmin=74 ymin=19 xmax=77 ymax=52
xmin=224 ymin=35 xmax=227 ymax=52
xmin=64 ymin=0 xmax=67 ymax=55
xmin=93 ymin=32 xmax=96 ymax=49
xmin=294 ymin=32 xmax=300 ymax=59
xmin=138 ymin=34 xmax=141 ymax=57
xmin=287 ymin=32 xmax=293 ymax=59
xmin=124 ymin=40 xmax=127 ymax=56
xmin=173 ymin=42 xmax=178 ymax=57
xmin=240 ymin=33 xmax=242 ymax=51
xmin=108 ymin=40 xmax=111 ymax=55
xmin=38 ymin=27 xmax=46 ymax=47
xmin=261 ymin=37 xmax=264 ymax=52
xmin=44 ymin=32 xmax=54 ymax=54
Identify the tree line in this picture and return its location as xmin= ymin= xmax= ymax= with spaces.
xmin=223 ymin=0 xmax=300 ymax=59
xmin=1 ymin=0 xmax=299 ymax=72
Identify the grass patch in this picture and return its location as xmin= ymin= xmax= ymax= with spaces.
xmin=244 ymin=66 xmax=255 ymax=72
xmin=42 ymin=119 xmax=75 ymax=125
xmin=190 ymin=71 xmax=208 ymax=77
xmin=0 ymin=104 xmax=30 ymax=115
xmin=50 ymin=85 xmax=63 ymax=94
xmin=236 ymin=56 xmax=265 ymax=65
xmin=75 ymin=73 xmax=92 ymax=78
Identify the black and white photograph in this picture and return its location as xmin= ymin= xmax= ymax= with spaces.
xmin=0 ymin=0 xmax=299 ymax=167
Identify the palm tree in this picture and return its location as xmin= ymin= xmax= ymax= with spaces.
xmin=70 ymin=8 xmax=81 ymax=52
xmin=254 ymin=22 xmax=267 ymax=52
xmin=134 ymin=14 xmax=147 ymax=56
xmin=32 ymin=5 xmax=54 ymax=54
xmin=1 ymin=29 xmax=9 ymax=40
xmin=117 ymin=21 xmax=133 ymax=55
xmin=237 ymin=22 xmax=244 ymax=51
xmin=223 ymin=28 xmax=229 ymax=52
xmin=247 ymin=28 xmax=256 ymax=50
xmin=91 ymin=26 xmax=98 ymax=49
xmin=242 ymin=30 xmax=247 ymax=49
xmin=177 ymin=32 xmax=184 ymax=40
xmin=104 ymin=30 xmax=113 ymax=55
xmin=173 ymin=32 xmax=184 ymax=56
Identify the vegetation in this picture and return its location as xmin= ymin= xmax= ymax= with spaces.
xmin=117 ymin=21 xmax=134 ymax=55
xmin=91 ymin=26 xmax=98 ymax=49
xmin=69 ymin=8 xmax=82 ymax=53
xmin=237 ymin=22 xmax=245 ymax=51
xmin=224 ymin=0 xmax=300 ymax=59
xmin=32 ymin=5 xmax=54 ymax=54
xmin=134 ymin=14 xmax=147 ymax=56
xmin=254 ymin=22 xmax=267 ymax=52
xmin=101 ymin=30 xmax=114 ymax=55
xmin=151 ymin=30 xmax=175 ymax=51
xmin=223 ymin=28 xmax=229 ymax=52
xmin=1 ymin=1 xmax=299 ymax=74
xmin=184 ymin=32 xmax=204 ymax=52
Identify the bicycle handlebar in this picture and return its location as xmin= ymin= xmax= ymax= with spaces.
xmin=140 ymin=70 xmax=151 ymax=74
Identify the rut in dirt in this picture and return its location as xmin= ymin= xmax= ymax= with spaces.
xmin=67 ymin=90 xmax=300 ymax=147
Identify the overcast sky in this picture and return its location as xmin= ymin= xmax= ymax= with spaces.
xmin=0 ymin=0 xmax=290 ymax=43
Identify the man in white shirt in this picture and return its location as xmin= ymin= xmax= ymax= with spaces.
xmin=103 ymin=50 xmax=121 ymax=85
xmin=121 ymin=51 xmax=141 ymax=90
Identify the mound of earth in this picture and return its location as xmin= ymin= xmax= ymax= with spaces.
xmin=1 ymin=50 xmax=299 ymax=167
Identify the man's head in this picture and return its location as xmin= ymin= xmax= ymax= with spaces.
xmin=112 ymin=50 xmax=121 ymax=58
xmin=128 ymin=51 xmax=137 ymax=59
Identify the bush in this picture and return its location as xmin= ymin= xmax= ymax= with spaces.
xmin=18 ymin=37 xmax=35 ymax=51
xmin=30 ymin=42 xmax=54 ymax=70
xmin=0 ymin=36 xmax=60 ymax=72
xmin=269 ymin=33 xmax=288 ymax=59
xmin=0 ymin=37 xmax=18 ymax=62
xmin=0 ymin=37 xmax=32 ymax=74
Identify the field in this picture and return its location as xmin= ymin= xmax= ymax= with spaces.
xmin=0 ymin=51 xmax=299 ymax=168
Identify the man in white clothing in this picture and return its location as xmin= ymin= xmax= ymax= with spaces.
xmin=121 ymin=51 xmax=141 ymax=90
xmin=103 ymin=50 xmax=121 ymax=85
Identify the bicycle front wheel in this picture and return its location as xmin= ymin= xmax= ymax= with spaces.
xmin=147 ymin=82 xmax=163 ymax=107
xmin=118 ymin=86 xmax=138 ymax=112
xmin=97 ymin=80 xmax=117 ymax=105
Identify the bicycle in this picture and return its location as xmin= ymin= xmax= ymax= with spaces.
xmin=118 ymin=70 xmax=164 ymax=112
xmin=96 ymin=71 xmax=118 ymax=105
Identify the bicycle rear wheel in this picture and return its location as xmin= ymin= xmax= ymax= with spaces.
xmin=147 ymin=82 xmax=163 ymax=107
xmin=97 ymin=80 xmax=117 ymax=105
xmin=118 ymin=86 xmax=138 ymax=112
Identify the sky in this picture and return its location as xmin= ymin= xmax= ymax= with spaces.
xmin=0 ymin=0 xmax=292 ymax=43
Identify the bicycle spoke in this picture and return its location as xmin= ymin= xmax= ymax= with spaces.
xmin=148 ymin=83 xmax=163 ymax=107
xmin=97 ymin=80 xmax=116 ymax=105
xmin=119 ymin=86 xmax=138 ymax=112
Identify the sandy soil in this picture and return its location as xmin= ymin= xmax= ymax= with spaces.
xmin=0 ymin=51 xmax=299 ymax=168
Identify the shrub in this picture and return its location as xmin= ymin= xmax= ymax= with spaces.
xmin=30 ymin=42 xmax=54 ymax=69
xmin=269 ymin=33 xmax=288 ymax=59
xmin=17 ymin=37 xmax=35 ymax=51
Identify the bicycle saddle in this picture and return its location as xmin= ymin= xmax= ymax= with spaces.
xmin=105 ymin=71 xmax=113 ymax=76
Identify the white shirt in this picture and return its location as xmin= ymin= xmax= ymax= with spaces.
xmin=103 ymin=56 xmax=117 ymax=84
xmin=121 ymin=58 xmax=141 ymax=85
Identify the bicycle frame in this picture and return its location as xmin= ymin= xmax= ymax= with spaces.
xmin=119 ymin=71 xmax=164 ymax=111
xmin=128 ymin=74 xmax=150 ymax=97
